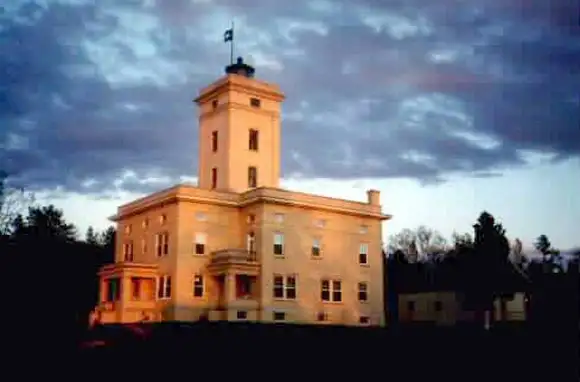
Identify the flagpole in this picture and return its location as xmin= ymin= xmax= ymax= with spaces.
xmin=230 ymin=21 xmax=235 ymax=65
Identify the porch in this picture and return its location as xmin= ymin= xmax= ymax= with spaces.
xmin=207 ymin=249 xmax=261 ymax=321
xmin=91 ymin=262 xmax=159 ymax=325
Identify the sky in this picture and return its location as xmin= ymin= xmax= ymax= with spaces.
xmin=1 ymin=0 xmax=579 ymax=253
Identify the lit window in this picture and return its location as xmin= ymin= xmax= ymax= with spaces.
xmin=195 ymin=233 xmax=207 ymax=255
xmin=193 ymin=274 xmax=204 ymax=297
xmin=359 ymin=243 xmax=369 ymax=265
xmin=157 ymin=275 xmax=172 ymax=299
xmin=273 ymin=233 xmax=284 ymax=255
xmin=312 ymin=238 xmax=321 ymax=257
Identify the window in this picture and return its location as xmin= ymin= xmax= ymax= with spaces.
xmin=193 ymin=274 xmax=204 ymax=297
xmin=274 ymin=213 xmax=284 ymax=223
xmin=211 ymin=167 xmax=217 ymax=189
xmin=359 ymin=243 xmax=369 ymax=265
xmin=321 ymin=279 xmax=342 ymax=302
xmin=314 ymin=219 xmax=326 ymax=228
xmin=212 ymin=99 xmax=218 ymax=109
xmin=250 ymin=97 xmax=261 ymax=108
xmin=358 ymin=282 xmax=368 ymax=302
xmin=211 ymin=131 xmax=218 ymax=152
xmin=434 ymin=301 xmax=443 ymax=312
xmin=195 ymin=212 xmax=207 ymax=221
xmin=246 ymin=232 xmax=256 ymax=254
xmin=317 ymin=312 xmax=327 ymax=322
xmin=407 ymin=301 xmax=415 ymax=312
xmin=105 ymin=278 xmax=120 ymax=302
xmin=194 ymin=233 xmax=207 ymax=255
xmin=248 ymin=166 xmax=257 ymax=188
xmin=124 ymin=225 xmax=132 ymax=234
xmin=159 ymin=214 xmax=167 ymax=224
xmin=312 ymin=238 xmax=321 ymax=257
xmin=273 ymin=275 xmax=296 ymax=299
xmin=249 ymin=129 xmax=259 ymax=151
xmin=155 ymin=232 xmax=169 ymax=257
xmin=273 ymin=311 xmax=285 ymax=321
xmin=237 ymin=311 xmax=247 ymax=320
xmin=131 ymin=277 xmax=141 ymax=300
xmin=247 ymin=214 xmax=256 ymax=224
xmin=123 ymin=241 xmax=134 ymax=261
xmin=157 ymin=275 xmax=172 ymax=299
xmin=142 ymin=219 xmax=149 ymax=229
xmin=359 ymin=225 xmax=368 ymax=234
xmin=141 ymin=239 xmax=147 ymax=255
xmin=273 ymin=233 xmax=284 ymax=255
xmin=359 ymin=316 xmax=370 ymax=325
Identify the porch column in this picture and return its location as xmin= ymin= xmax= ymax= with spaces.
xmin=121 ymin=275 xmax=132 ymax=303
xmin=225 ymin=273 xmax=236 ymax=303
xmin=99 ymin=278 xmax=107 ymax=303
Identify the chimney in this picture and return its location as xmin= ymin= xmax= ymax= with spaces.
xmin=367 ymin=189 xmax=380 ymax=206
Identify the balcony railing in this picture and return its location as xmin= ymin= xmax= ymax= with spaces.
xmin=210 ymin=249 xmax=258 ymax=264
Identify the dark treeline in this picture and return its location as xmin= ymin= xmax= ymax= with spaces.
xmin=0 ymin=174 xmax=115 ymax=348
xmin=385 ymin=213 xmax=579 ymax=330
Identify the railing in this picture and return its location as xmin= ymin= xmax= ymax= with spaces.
xmin=210 ymin=249 xmax=258 ymax=264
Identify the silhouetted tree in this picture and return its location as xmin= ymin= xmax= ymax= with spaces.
xmin=534 ymin=234 xmax=552 ymax=256
xmin=0 ymin=171 xmax=34 ymax=235
xmin=86 ymin=226 xmax=100 ymax=246
xmin=461 ymin=211 xmax=511 ymax=328
xmin=12 ymin=205 xmax=77 ymax=242
xmin=389 ymin=226 xmax=447 ymax=261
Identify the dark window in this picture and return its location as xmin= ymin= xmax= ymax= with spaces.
xmin=273 ymin=311 xmax=285 ymax=321
xmin=211 ymin=167 xmax=217 ymax=189
xmin=407 ymin=301 xmax=415 ymax=312
xmin=273 ymin=275 xmax=284 ymax=298
xmin=193 ymin=275 xmax=204 ymax=297
xmin=212 ymin=99 xmax=218 ymax=109
xmin=123 ymin=241 xmax=134 ymax=262
xmin=249 ymin=129 xmax=259 ymax=151
xmin=211 ymin=131 xmax=218 ymax=152
xmin=157 ymin=275 xmax=172 ymax=299
xmin=286 ymin=276 xmax=296 ymax=299
xmin=312 ymin=239 xmax=321 ymax=256
xmin=332 ymin=281 xmax=342 ymax=302
xmin=248 ymin=166 xmax=257 ymax=188
xmin=321 ymin=280 xmax=330 ymax=301
xmin=359 ymin=243 xmax=368 ymax=264
xmin=250 ymin=97 xmax=261 ymax=108
xmin=434 ymin=301 xmax=443 ymax=311
xmin=359 ymin=316 xmax=370 ymax=324
xmin=358 ymin=282 xmax=368 ymax=302
xmin=195 ymin=243 xmax=205 ymax=255
xmin=237 ymin=311 xmax=247 ymax=320
xmin=106 ymin=278 xmax=120 ymax=302
xmin=131 ymin=277 xmax=141 ymax=300
xmin=273 ymin=233 xmax=284 ymax=255
xmin=156 ymin=233 xmax=169 ymax=257
xmin=317 ymin=312 xmax=326 ymax=321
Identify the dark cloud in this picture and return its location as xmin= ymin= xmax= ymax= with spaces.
xmin=0 ymin=0 xmax=579 ymax=194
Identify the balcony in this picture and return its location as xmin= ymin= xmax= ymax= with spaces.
xmin=207 ymin=248 xmax=260 ymax=276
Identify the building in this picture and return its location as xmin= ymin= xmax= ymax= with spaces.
xmin=90 ymin=57 xmax=391 ymax=327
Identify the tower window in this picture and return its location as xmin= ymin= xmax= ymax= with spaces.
xmin=248 ymin=166 xmax=257 ymax=188
xmin=249 ymin=129 xmax=259 ymax=151
xmin=212 ymin=99 xmax=218 ymax=109
xmin=211 ymin=131 xmax=218 ymax=152
xmin=250 ymin=97 xmax=261 ymax=108
xmin=211 ymin=167 xmax=218 ymax=189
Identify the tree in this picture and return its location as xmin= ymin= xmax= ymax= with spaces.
xmin=12 ymin=205 xmax=77 ymax=242
xmin=388 ymin=226 xmax=447 ymax=261
xmin=0 ymin=171 xmax=34 ymax=235
xmin=85 ymin=226 xmax=100 ymax=246
xmin=512 ymin=238 xmax=526 ymax=267
xmin=534 ymin=235 xmax=551 ymax=256
xmin=461 ymin=211 xmax=511 ymax=328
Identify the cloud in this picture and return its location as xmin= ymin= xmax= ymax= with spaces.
xmin=1 ymin=0 xmax=579 ymax=194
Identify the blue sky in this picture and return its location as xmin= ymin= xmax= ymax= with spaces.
xmin=1 ymin=0 xmax=579 ymax=252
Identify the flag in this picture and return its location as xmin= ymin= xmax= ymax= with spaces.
xmin=224 ymin=28 xmax=233 ymax=42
